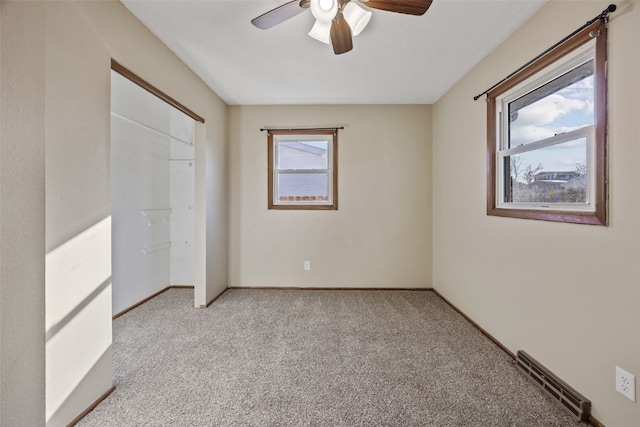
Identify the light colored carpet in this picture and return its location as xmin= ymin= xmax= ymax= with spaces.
xmin=78 ymin=289 xmax=588 ymax=426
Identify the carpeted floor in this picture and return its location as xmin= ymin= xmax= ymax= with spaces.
xmin=78 ymin=289 xmax=588 ymax=426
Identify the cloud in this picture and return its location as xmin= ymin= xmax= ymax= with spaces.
xmin=510 ymin=83 xmax=594 ymax=146
xmin=511 ymin=125 xmax=557 ymax=145
xmin=515 ymin=93 xmax=590 ymax=126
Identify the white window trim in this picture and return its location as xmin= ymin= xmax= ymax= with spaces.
xmin=494 ymin=39 xmax=596 ymax=213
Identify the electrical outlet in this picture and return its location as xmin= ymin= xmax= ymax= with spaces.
xmin=616 ymin=366 xmax=636 ymax=401
xmin=304 ymin=260 xmax=311 ymax=271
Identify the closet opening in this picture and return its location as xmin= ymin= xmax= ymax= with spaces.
xmin=110 ymin=63 xmax=204 ymax=316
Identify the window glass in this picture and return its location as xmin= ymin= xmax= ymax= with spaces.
xmin=508 ymin=61 xmax=594 ymax=148
xmin=278 ymin=141 xmax=329 ymax=170
xmin=268 ymin=129 xmax=338 ymax=210
xmin=277 ymin=174 xmax=330 ymax=202
xmin=506 ymin=136 xmax=588 ymax=204
xmin=498 ymin=56 xmax=594 ymax=211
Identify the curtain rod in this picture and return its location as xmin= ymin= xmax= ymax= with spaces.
xmin=473 ymin=4 xmax=617 ymax=101
xmin=260 ymin=126 xmax=344 ymax=132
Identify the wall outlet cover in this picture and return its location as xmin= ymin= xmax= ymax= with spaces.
xmin=616 ymin=366 xmax=636 ymax=402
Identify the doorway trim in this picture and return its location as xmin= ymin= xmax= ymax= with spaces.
xmin=111 ymin=59 xmax=205 ymax=124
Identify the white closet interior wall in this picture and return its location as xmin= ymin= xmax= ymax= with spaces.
xmin=111 ymin=71 xmax=195 ymax=315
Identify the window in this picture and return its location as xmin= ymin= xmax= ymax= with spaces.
xmin=268 ymin=129 xmax=338 ymax=210
xmin=487 ymin=21 xmax=607 ymax=225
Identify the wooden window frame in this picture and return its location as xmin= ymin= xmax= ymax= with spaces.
xmin=267 ymin=129 xmax=338 ymax=210
xmin=486 ymin=21 xmax=607 ymax=225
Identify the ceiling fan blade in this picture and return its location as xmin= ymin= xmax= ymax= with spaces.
xmin=251 ymin=0 xmax=307 ymax=30
xmin=361 ymin=0 xmax=432 ymax=16
xmin=330 ymin=13 xmax=353 ymax=55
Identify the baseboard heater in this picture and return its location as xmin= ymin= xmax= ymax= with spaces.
xmin=516 ymin=350 xmax=591 ymax=422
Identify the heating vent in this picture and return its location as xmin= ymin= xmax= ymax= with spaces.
xmin=516 ymin=350 xmax=591 ymax=422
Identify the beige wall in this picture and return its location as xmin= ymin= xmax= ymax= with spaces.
xmin=74 ymin=0 xmax=229 ymax=307
xmin=433 ymin=1 xmax=640 ymax=425
xmin=5 ymin=0 xmax=637 ymax=425
xmin=0 ymin=2 xmax=46 ymax=425
xmin=229 ymin=105 xmax=432 ymax=288
xmin=0 ymin=1 xmax=229 ymax=425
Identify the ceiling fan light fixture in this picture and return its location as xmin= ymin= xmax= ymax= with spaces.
xmin=343 ymin=2 xmax=372 ymax=36
xmin=308 ymin=19 xmax=331 ymax=44
xmin=318 ymin=0 xmax=334 ymax=11
xmin=310 ymin=0 xmax=338 ymax=22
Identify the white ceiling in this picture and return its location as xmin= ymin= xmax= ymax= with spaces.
xmin=121 ymin=0 xmax=547 ymax=105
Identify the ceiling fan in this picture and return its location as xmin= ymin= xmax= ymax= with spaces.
xmin=251 ymin=0 xmax=433 ymax=55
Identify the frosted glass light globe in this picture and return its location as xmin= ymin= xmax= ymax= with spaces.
xmin=319 ymin=0 xmax=334 ymax=12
